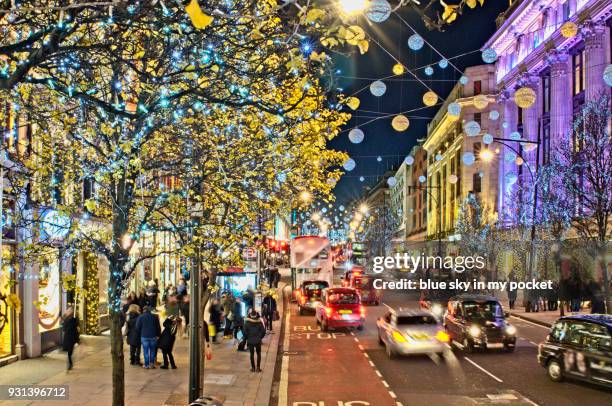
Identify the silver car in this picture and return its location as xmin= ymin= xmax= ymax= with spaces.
xmin=377 ymin=309 xmax=449 ymax=358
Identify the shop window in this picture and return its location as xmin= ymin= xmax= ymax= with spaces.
xmin=572 ymin=49 xmax=585 ymax=96
xmin=472 ymin=173 xmax=482 ymax=194
xmin=474 ymin=142 xmax=482 ymax=161
xmin=474 ymin=112 xmax=481 ymax=126
xmin=473 ymin=80 xmax=482 ymax=95
xmin=542 ymin=72 xmax=551 ymax=114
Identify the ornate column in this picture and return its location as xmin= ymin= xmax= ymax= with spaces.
xmin=517 ymin=74 xmax=539 ymax=171
xmin=582 ymin=20 xmax=607 ymax=101
xmin=546 ymin=49 xmax=572 ymax=151
xmin=498 ymin=89 xmax=518 ymax=224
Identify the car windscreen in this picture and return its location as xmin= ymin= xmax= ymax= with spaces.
xmin=463 ymin=301 xmax=503 ymax=320
xmin=303 ymin=282 xmax=328 ymax=291
xmin=328 ymin=292 xmax=359 ymax=304
xmin=353 ymin=277 xmax=373 ymax=288
xmin=397 ymin=316 xmax=437 ymax=325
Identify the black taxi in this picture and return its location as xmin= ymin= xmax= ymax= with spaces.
xmin=538 ymin=314 xmax=612 ymax=388
xmin=444 ymin=294 xmax=517 ymax=352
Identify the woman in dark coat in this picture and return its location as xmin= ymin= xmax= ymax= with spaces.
xmin=126 ymin=304 xmax=142 ymax=365
xmin=158 ymin=315 xmax=180 ymax=369
xmin=61 ymin=306 xmax=79 ymax=370
xmin=243 ymin=308 xmax=266 ymax=372
xmin=209 ymin=299 xmax=222 ymax=343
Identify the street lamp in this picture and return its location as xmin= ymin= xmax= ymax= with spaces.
xmin=359 ymin=203 xmax=369 ymax=214
xmin=480 ymin=148 xmax=494 ymax=162
xmin=338 ymin=0 xmax=369 ymax=15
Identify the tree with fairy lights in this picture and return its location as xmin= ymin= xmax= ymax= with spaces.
xmin=357 ymin=204 xmax=401 ymax=259
xmin=1 ymin=2 xmax=352 ymax=404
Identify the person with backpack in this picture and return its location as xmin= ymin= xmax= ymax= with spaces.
xmin=158 ymin=315 xmax=180 ymax=369
xmin=243 ymin=308 xmax=266 ymax=372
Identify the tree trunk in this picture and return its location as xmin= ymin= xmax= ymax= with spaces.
xmin=110 ymin=310 xmax=125 ymax=406
xmin=600 ymin=251 xmax=610 ymax=314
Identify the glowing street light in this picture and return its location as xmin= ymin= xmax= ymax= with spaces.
xmin=359 ymin=203 xmax=369 ymax=214
xmin=338 ymin=0 xmax=369 ymax=15
xmin=480 ymin=148 xmax=494 ymax=162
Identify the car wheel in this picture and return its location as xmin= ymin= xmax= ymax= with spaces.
xmin=321 ymin=320 xmax=328 ymax=332
xmin=463 ymin=338 xmax=474 ymax=353
xmin=357 ymin=324 xmax=364 ymax=331
xmin=503 ymin=343 xmax=515 ymax=353
xmin=547 ymin=359 xmax=563 ymax=382
xmin=385 ymin=343 xmax=395 ymax=359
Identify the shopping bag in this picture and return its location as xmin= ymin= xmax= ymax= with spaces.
xmin=208 ymin=323 xmax=216 ymax=337
xmin=273 ymin=310 xmax=280 ymax=321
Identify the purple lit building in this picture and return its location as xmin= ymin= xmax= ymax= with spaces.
xmin=484 ymin=0 xmax=611 ymax=225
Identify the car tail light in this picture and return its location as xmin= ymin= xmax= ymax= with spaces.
xmin=392 ymin=330 xmax=407 ymax=343
xmin=325 ymin=307 xmax=332 ymax=317
xmin=359 ymin=305 xmax=366 ymax=318
xmin=435 ymin=330 xmax=450 ymax=343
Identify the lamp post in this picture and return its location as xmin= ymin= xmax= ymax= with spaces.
xmin=408 ymin=184 xmax=443 ymax=257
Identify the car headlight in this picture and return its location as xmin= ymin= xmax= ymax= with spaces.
xmin=468 ymin=325 xmax=481 ymax=337
xmin=431 ymin=304 xmax=443 ymax=316
xmin=505 ymin=325 xmax=517 ymax=336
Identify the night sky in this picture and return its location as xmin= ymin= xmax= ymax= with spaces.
xmin=330 ymin=1 xmax=509 ymax=206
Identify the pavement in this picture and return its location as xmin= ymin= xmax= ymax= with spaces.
xmin=0 ymin=284 xmax=285 ymax=406
xmin=503 ymin=301 xmax=590 ymax=328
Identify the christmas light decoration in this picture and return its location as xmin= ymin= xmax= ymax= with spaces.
xmin=408 ymin=34 xmax=424 ymax=51
xmin=423 ymin=91 xmax=438 ymax=106
xmin=392 ymin=115 xmax=410 ymax=131
xmin=370 ymin=80 xmax=387 ymax=96
xmin=514 ymin=87 xmax=536 ymax=108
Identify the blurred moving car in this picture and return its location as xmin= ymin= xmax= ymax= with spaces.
xmin=316 ymin=287 xmax=365 ymax=331
xmin=444 ymin=294 xmax=517 ymax=352
xmin=349 ymin=274 xmax=381 ymax=305
xmin=538 ymin=314 xmax=612 ymax=388
xmin=419 ymin=288 xmax=457 ymax=320
xmin=341 ymin=265 xmax=365 ymax=287
xmin=377 ymin=309 xmax=449 ymax=358
xmin=296 ymin=280 xmax=329 ymax=315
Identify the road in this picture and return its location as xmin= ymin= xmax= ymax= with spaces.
xmin=280 ymin=282 xmax=611 ymax=406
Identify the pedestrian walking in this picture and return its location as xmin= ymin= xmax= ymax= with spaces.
xmin=262 ymin=291 xmax=277 ymax=332
xmin=125 ymin=304 xmax=142 ymax=365
xmin=159 ymin=315 xmax=180 ymax=369
xmin=137 ymin=287 xmax=147 ymax=309
xmin=209 ymin=299 xmax=222 ymax=343
xmin=232 ymin=297 xmax=244 ymax=340
xmin=243 ymin=308 xmax=266 ymax=372
xmin=136 ymin=305 xmax=161 ymax=369
xmin=61 ymin=306 xmax=79 ymax=370
xmin=177 ymin=278 xmax=190 ymax=330
xmin=146 ymin=280 xmax=160 ymax=309
xmin=221 ymin=292 xmax=235 ymax=339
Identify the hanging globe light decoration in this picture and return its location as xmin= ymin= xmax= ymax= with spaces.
xmin=392 ymin=63 xmax=405 ymax=75
xmin=448 ymin=102 xmax=461 ymax=117
xmin=348 ymin=128 xmax=365 ymax=144
xmin=448 ymin=174 xmax=458 ymax=184
xmin=560 ymin=21 xmax=578 ymax=38
xmin=504 ymin=151 xmax=517 ymax=163
xmin=462 ymin=152 xmax=476 ymax=166
xmin=405 ymin=156 xmax=414 ymax=165
xmin=514 ymin=87 xmax=536 ymax=108
xmin=407 ymin=34 xmax=424 ymax=51
xmin=438 ymin=59 xmax=449 ymax=69
xmin=387 ymin=177 xmax=397 ymax=187
xmin=377 ymin=156 xmax=382 ymax=162
xmin=366 ymin=0 xmax=392 ymax=23
xmin=418 ymin=175 xmax=426 ymax=183
xmin=502 ymin=121 xmax=509 ymax=129
xmin=483 ymin=133 xmax=494 ymax=145
xmin=359 ymin=176 xmax=365 ymax=182
xmin=481 ymin=48 xmax=498 ymax=64
xmin=435 ymin=153 xmax=443 ymax=161
xmin=489 ymin=110 xmax=500 ymax=120
xmin=515 ymin=156 xmax=524 ymax=166
xmin=464 ymin=120 xmax=481 ymax=137
xmin=370 ymin=80 xmax=387 ymax=97
xmin=460 ymin=75 xmax=469 ymax=85
xmin=392 ymin=114 xmax=410 ymax=132
xmin=521 ymin=142 xmax=537 ymax=152
xmin=424 ymin=66 xmax=434 ymax=76
xmin=343 ymin=158 xmax=356 ymax=171
xmin=505 ymin=173 xmax=518 ymax=186
xmin=509 ymin=131 xmax=522 ymax=140
xmin=339 ymin=205 xmax=345 ymax=211
xmin=604 ymin=64 xmax=612 ymax=87
xmin=422 ymin=91 xmax=438 ymax=107
xmin=473 ymin=94 xmax=489 ymax=110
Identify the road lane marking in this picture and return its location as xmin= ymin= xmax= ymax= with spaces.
xmin=388 ymin=391 xmax=397 ymax=399
xmin=529 ymin=341 xmax=538 ymax=346
xmin=354 ymin=337 xmax=359 ymax=342
xmin=396 ymin=403 xmax=403 ymax=406
xmin=464 ymin=356 xmax=503 ymax=383
xmin=381 ymin=380 xmax=389 ymax=387
xmin=368 ymin=360 xmax=375 ymax=367
xmin=383 ymin=302 xmax=392 ymax=310
xmin=510 ymin=315 xmax=550 ymax=330
xmin=375 ymin=370 xmax=382 ymax=377
xmin=279 ymin=287 xmax=291 ymax=406
xmin=358 ymin=344 xmax=364 ymax=350
xmin=524 ymin=396 xmax=540 ymax=406
xmin=363 ymin=352 xmax=369 ymax=358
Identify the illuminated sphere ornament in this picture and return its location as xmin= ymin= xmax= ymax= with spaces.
xmin=392 ymin=114 xmax=410 ymax=132
xmin=392 ymin=63 xmax=405 ymax=75
xmin=604 ymin=64 xmax=612 ymax=87
xmin=473 ymin=94 xmax=489 ymax=110
xmin=408 ymin=34 xmax=424 ymax=51
xmin=405 ymin=156 xmax=414 ymax=165
xmin=339 ymin=205 xmax=345 ymax=211
xmin=422 ymin=91 xmax=438 ymax=107
xmin=418 ymin=175 xmax=426 ymax=183
xmin=481 ymin=48 xmax=498 ymax=64
xmin=377 ymin=156 xmax=382 ymax=162
xmin=522 ymin=142 xmax=537 ymax=152
xmin=448 ymin=102 xmax=461 ymax=117
xmin=449 ymin=174 xmax=458 ymax=184
xmin=489 ymin=110 xmax=500 ymax=120
xmin=348 ymin=128 xmax=365 ymax=144
xmin=502 ymin=121 xmax=509 ymax=129
xmin=322 ymin=207 xmax=328 ymax=213
xmin=561 ymin=21 xmax=578 ymax=38
xmin=515 ymin=156 xmax=524 ymax=166
xmin=509 ymin=131 xmax=522 ymax=140
xmin=359 ymin=176 xmax=365 ymax=182
xmin=504 ymin=152 xmax=517 ymax=163
xmin=387 ymin=177 xmax=397 ymax=187
xmin=464 ymin=120 xmax=481 ymax=137
xmin=460 ymin=75 xmax=469 ymax=85
xmin=439 ymin=59 xmax=449 ymax=69
xmin=370 ymin=80 xmax=387 ymax=97
xmin=435 ymin=153 xmax=443 ymax=161
xmin=343 ymin=158 xmax=356 ymax=171
xmin=505 ymin=173 xmax=518 ymax=185
xmin=424 ymin=66 xmax=434 ymax=76
xmin=514 ymin=87 xmax=536 ymax=108
xmin=462 ymin=152 xmax=476 ymax=166
xmin=483 ymin=133 xmax=494 ymax=145
xmin=366 ymin=0 xmax=392 ymax=23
